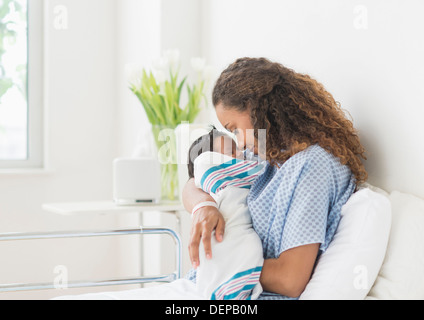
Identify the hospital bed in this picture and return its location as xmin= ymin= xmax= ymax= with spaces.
xmin=1 ymin=184 xmax=424 ymax=300
xmin=0 ymin=227 xmax=182 ymax=293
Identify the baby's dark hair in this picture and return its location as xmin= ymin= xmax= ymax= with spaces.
xmin=187 ymin=126 xmax=229 ymax=179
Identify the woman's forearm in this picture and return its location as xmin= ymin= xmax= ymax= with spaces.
xmin=182 ymin=178 xmax=215 ymax=212
xmin=260 ymin=243 xmax=320 ymax=298
xmin=260 ymin=258 xmax=303 ymax=298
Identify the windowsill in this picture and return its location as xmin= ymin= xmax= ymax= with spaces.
xmin=0 ymin=168 xmax=55 ymax=176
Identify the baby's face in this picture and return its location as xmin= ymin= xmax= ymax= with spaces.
xmin=213 ymin=136 xmax=243 ymax=159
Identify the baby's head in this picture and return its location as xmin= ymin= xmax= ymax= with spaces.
xmin=187 ymin=127 xmax=240 ymax=179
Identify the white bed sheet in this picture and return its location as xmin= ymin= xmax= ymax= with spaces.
xmin=53 ymin=279 xmax=206 ymax=300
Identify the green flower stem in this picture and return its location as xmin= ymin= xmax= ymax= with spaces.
xmin=152 ymin=125 xmax=179 ymax=201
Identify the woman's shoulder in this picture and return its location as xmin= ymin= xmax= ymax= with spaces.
xmin=285 ymin=144 xmax=343 ymax=171
xmin=299 ymin=144 xmax=335 ymax=161
xmin=253 ymin=145 xmax=353 ymax=193
xmin=276 ymin=144 xmax=354 ymax=185
xmin=249 ymin=145 xmax=355 ymax=208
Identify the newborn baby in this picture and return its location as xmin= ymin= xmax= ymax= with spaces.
xmin=187 ymin=127 xmax=265 ymax=300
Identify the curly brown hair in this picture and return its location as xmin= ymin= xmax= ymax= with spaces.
xmin=212 ymin=57 xmax=368 ymax=184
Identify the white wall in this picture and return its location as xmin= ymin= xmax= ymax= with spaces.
xmin=0 ymin=0 xmax=122 ymax=299
xmin=116 ymin=0 xmax=161 ymax=159
xmin=201 ymin=0 xmax=424 ymax=199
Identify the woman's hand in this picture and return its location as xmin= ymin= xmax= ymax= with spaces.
xmin=182 ymin=179 xmax=226 ymax=269
xmin=189 ymin=206 xmax=226 ymax=269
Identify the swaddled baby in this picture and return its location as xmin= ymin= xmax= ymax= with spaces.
xmin=187 ymin=127 xmax=265 ymax=300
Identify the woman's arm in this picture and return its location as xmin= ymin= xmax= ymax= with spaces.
xmin=260 ymin=243 xmax=320 ymax=298
xmin=182 ymin=178 xmax=215 ymax=212
xmin=182 ymin=179 xmax=226 ymax=269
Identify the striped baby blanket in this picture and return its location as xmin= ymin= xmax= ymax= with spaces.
xmin=194 ymin=152 xmax=265 ymax=300
xmin=194 ymin=152 xmax=266 ymax=196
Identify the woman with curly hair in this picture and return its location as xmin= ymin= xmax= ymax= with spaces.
xmin=182 ymin=57 xmax=368 ymax=300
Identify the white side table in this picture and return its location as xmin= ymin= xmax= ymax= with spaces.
xmin=42 ymin=200 xmax=185 ymax=232
xmin=42 ymin=201 xmax=184 ymax=214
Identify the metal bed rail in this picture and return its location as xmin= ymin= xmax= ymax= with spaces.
xmin=0 ymin=227 xmax=182 ymax=293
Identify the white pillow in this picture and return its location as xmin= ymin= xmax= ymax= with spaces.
xmin=300 ymin=188 xmax=392 ymax=300
xmin=366 ymin=191 xmax=424 ymax=300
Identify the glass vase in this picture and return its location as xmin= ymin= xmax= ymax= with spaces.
xmin=151 ymin=125 xmax=179 ymax=201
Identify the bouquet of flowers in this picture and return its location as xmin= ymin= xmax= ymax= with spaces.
xmin=127 ymin=50 xmax=212 ymax=200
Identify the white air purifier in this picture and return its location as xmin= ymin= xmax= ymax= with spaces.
xmin=113 ymin=157 xmax=161 ymax=205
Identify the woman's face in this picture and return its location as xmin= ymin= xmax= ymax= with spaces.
xmin=213 ymin=136 xmax=243 ymax=159
xmin=215 ymin=103 xmax=258 ymax=155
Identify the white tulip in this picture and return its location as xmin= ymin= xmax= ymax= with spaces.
xmin=202 ymin=65 xmax=215 ymax=82
xmin=155 ymin=70 xmax=166 ymax=85
xmin=152 ymin=57 xmax=169 ymax=73
xmin=164 ymin=49 xmax=181 ymax=70
xmin=191 ymin=57 xmax=206 ymax=73
xmin=125 ymin=63 xmax=143 ymax=87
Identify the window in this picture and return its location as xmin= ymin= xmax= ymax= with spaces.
xmin=0 ymin=0 xmax=43 ymax=169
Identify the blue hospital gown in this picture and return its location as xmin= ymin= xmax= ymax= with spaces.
xmin=186 ymin=145 xmax=356 ymax=300
xmin=248 ymin=144 xmax=356 ymax=299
